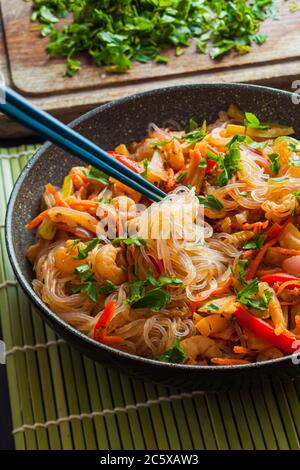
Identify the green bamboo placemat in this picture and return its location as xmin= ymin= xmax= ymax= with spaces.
xmin=0 ymin=145 xmax=299 ymax=450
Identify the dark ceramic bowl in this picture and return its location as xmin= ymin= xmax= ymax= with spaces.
xmin=5 ymin=83 xmax=300 ymax=390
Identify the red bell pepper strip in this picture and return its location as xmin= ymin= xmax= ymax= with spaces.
xmin=264 ymin=223 xmax=283 ymax=241
xmin=107 ymin=151 xmax=143 ymax=174
xmin=260 ymin=273 xmax=300 ymax=287
xmin=94 ymin=300 xmax=117 ymax=341
xmin=234 ymin=306 xmax=300 ymax=354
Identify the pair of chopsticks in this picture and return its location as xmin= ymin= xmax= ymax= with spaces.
xmin=0 ymin=86 xmax=166 ymax=202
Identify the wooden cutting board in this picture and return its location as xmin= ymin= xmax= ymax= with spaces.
xmin=2 ymin=0 xmax=300 ymax=96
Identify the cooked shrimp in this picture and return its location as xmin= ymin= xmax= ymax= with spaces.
xmin=181 ymin=335 xmax=222 ymax=361
xmin=262 ymin=194 xmax=296 ymax=222
xmin=93 ymin=244 xmax=127 ymax=284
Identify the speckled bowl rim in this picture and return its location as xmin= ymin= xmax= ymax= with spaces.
xmin=5 ymin=82 xmax=299 ymax=373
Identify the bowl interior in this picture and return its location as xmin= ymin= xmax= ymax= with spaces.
xmin=5 ymin=83 xmax=300 ymax=382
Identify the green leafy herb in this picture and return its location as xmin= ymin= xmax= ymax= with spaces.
xmin=288 ymin=142 xmax=300 ymax=153
xmin=32 ymin=0 xmax=275 ymax=76
xmin=205 ymin=303 xmax=220 ymax=312
xmin=237 ymin=279 xmax=272 ymax=310
xmin=83 ymin=166 xmax=109 ymax=185
xmin=185 ymin=118 xmax=199 ymax=133
xmin=155 ymin=337 xmax=186 ymax=364
xmin=176 ymin=171 xmax=187 ymax=182
xmin=74 ymin=264 xmax=93 ymax=282
xmin=199 ymin=158 xmax=207 ymax=169
xmin=209 ymin=141 xmax=242 ymax=187
xmin=197 ymin=194 xmax=224 ymax=211
xmin=150 ymin=140 xmax=171 ymax=149
xmin=113 ymin=235 xmax=146 ymax=247
xmin=294 ymin=191 xmax=300 ymax=203
xmin=73 ymin=265 xmax=117 ymax=301
xmin=244 ymin=112 xmax=270 ymax=130
xmin=141 ymin=159 xmax=149 ymax=178
xmin=237 ymin=259 xmax=248 ymax=284
xmin=72 ymin=238 xmax=100 ymax=260
xmin=269 ymin=153 xmax=280 ymax=175
xmin=181 ymin=121 xmax=207 ymax=143
xmin=243 ymin=234 xmax=265 ymax=250
xmin=126 ymin=274 xmax=182 ymax=311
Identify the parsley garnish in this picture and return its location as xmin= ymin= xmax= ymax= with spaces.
xmin=176 ymin=171 xmax=187 ymax=183
xmin=209 ymin=141 xmax=242 ymax=187
xmin=181 ymin=121 xmax=207 ymax=143
xmin=205 ymin=303 xmax=220 ymax=312
xmin=141 ymin=159 xmax=149 ymax=178
xmin=155 ymin=337 xmax=186 ymax=364
xmin=237 ymin=278 xmax=272 ymax=311
xmin=72 ymin=238 xmax=100 ymax=260
xmin=244 ymin=112 xmax=270 ymax=130
xmin=185 ymin=117 xmax=199 ymax=133
xmin=243 ymin=234 xmax=265 ymax=250
xmin=113 ymin=235 xmax=146 ymax=247
xmin=83 ymin=167 xmax=109 ymax=185
xmin=269 ymin=153 xmax=280 ymax=175
xmin=32 ymin=1 xmax=274 ymax=76
xmin=72 ymin=264 xmax=117 ymax=301
xmin=126 ymin=274 xmax=182 ymax=311
xmin=197 ymin=194 xmax=224 ymax=211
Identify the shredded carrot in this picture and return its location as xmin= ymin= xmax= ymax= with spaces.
xmin=246 ymin=239 xmax=277 ymax=280
xmin=242 ymin=249 xmax=258 ymax=259
xmin=211 ymin=276 xmax=232 ymax=296
xmin=211 ymin=357 xmax=250 ymax=365
xmin=166 ymin=168 xmax=176 ymax=191
xmin=46 ymin=183 xmax=69 ymax=208
xmin=233 ymin=346 xmax=251 ymax=355
xmin=276 ymin=280 xmax=300 ymax=296
xmin=231 ymin=220 xmax=269 ymax=231
xmin=101 ymin=336 xmax=123 ymax=345
xmin=271 ymin=247 xmax=300 ymax=256
xmin=26 ymin=210 xmax=49 ymax=230
xmin=67 ymin=199 xmax=99 ymax=209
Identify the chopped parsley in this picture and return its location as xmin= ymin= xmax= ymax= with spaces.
xmin=237 ymin=278 xmax=272 ymax=311
xmin=141 ymin=159 xmax=149 ymax=178
xmin=197 ymin=194 xmax=224 ymax=211
xmin=72 ymin=238 xmax=100 ymax=260
xmin=269 ymin=153 xmax=280 ymax=175
xmin=243 ymin=234 xmax=265 ymax=250
xmin=181 ymin=121 xmax=207 ymax=143
xmin=113 ymin=235 xmax=146 ymax=247
xmin=83 ymin=166 xmax=109 ymax=185
xmin=72 ymin=264 xmax=117 ymax=301
xmin=155 ymin=337 xmax=186 ymax=364
xmin=244 ymin=112 xmax=270 ymax=130
xmin=209 ymin=141 xmax=242 ymax=187
xmin=205 ymin=303 xmax=220 ymax=312
xmin=126 ymin=274 xmax=182 ymax=311
xmin=176 ymin=171 xmax=187 ymax=182
xmin=185 ymin=117 xmax=199 ymax=133
xmin=32 ymin=1 xmax=275 ymax=76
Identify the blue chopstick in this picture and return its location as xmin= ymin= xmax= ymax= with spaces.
xmin=0 ymin=102 xmax=162 ymax=202
xmin=3 ymin=86 xmax=166 ymax=200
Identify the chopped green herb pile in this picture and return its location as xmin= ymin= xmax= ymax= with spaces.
xmin=32 ymin=0 xmax=275 ymax=76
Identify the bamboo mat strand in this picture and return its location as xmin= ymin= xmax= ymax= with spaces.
xmin=0 ymin=145 xmax=299 ymax=450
